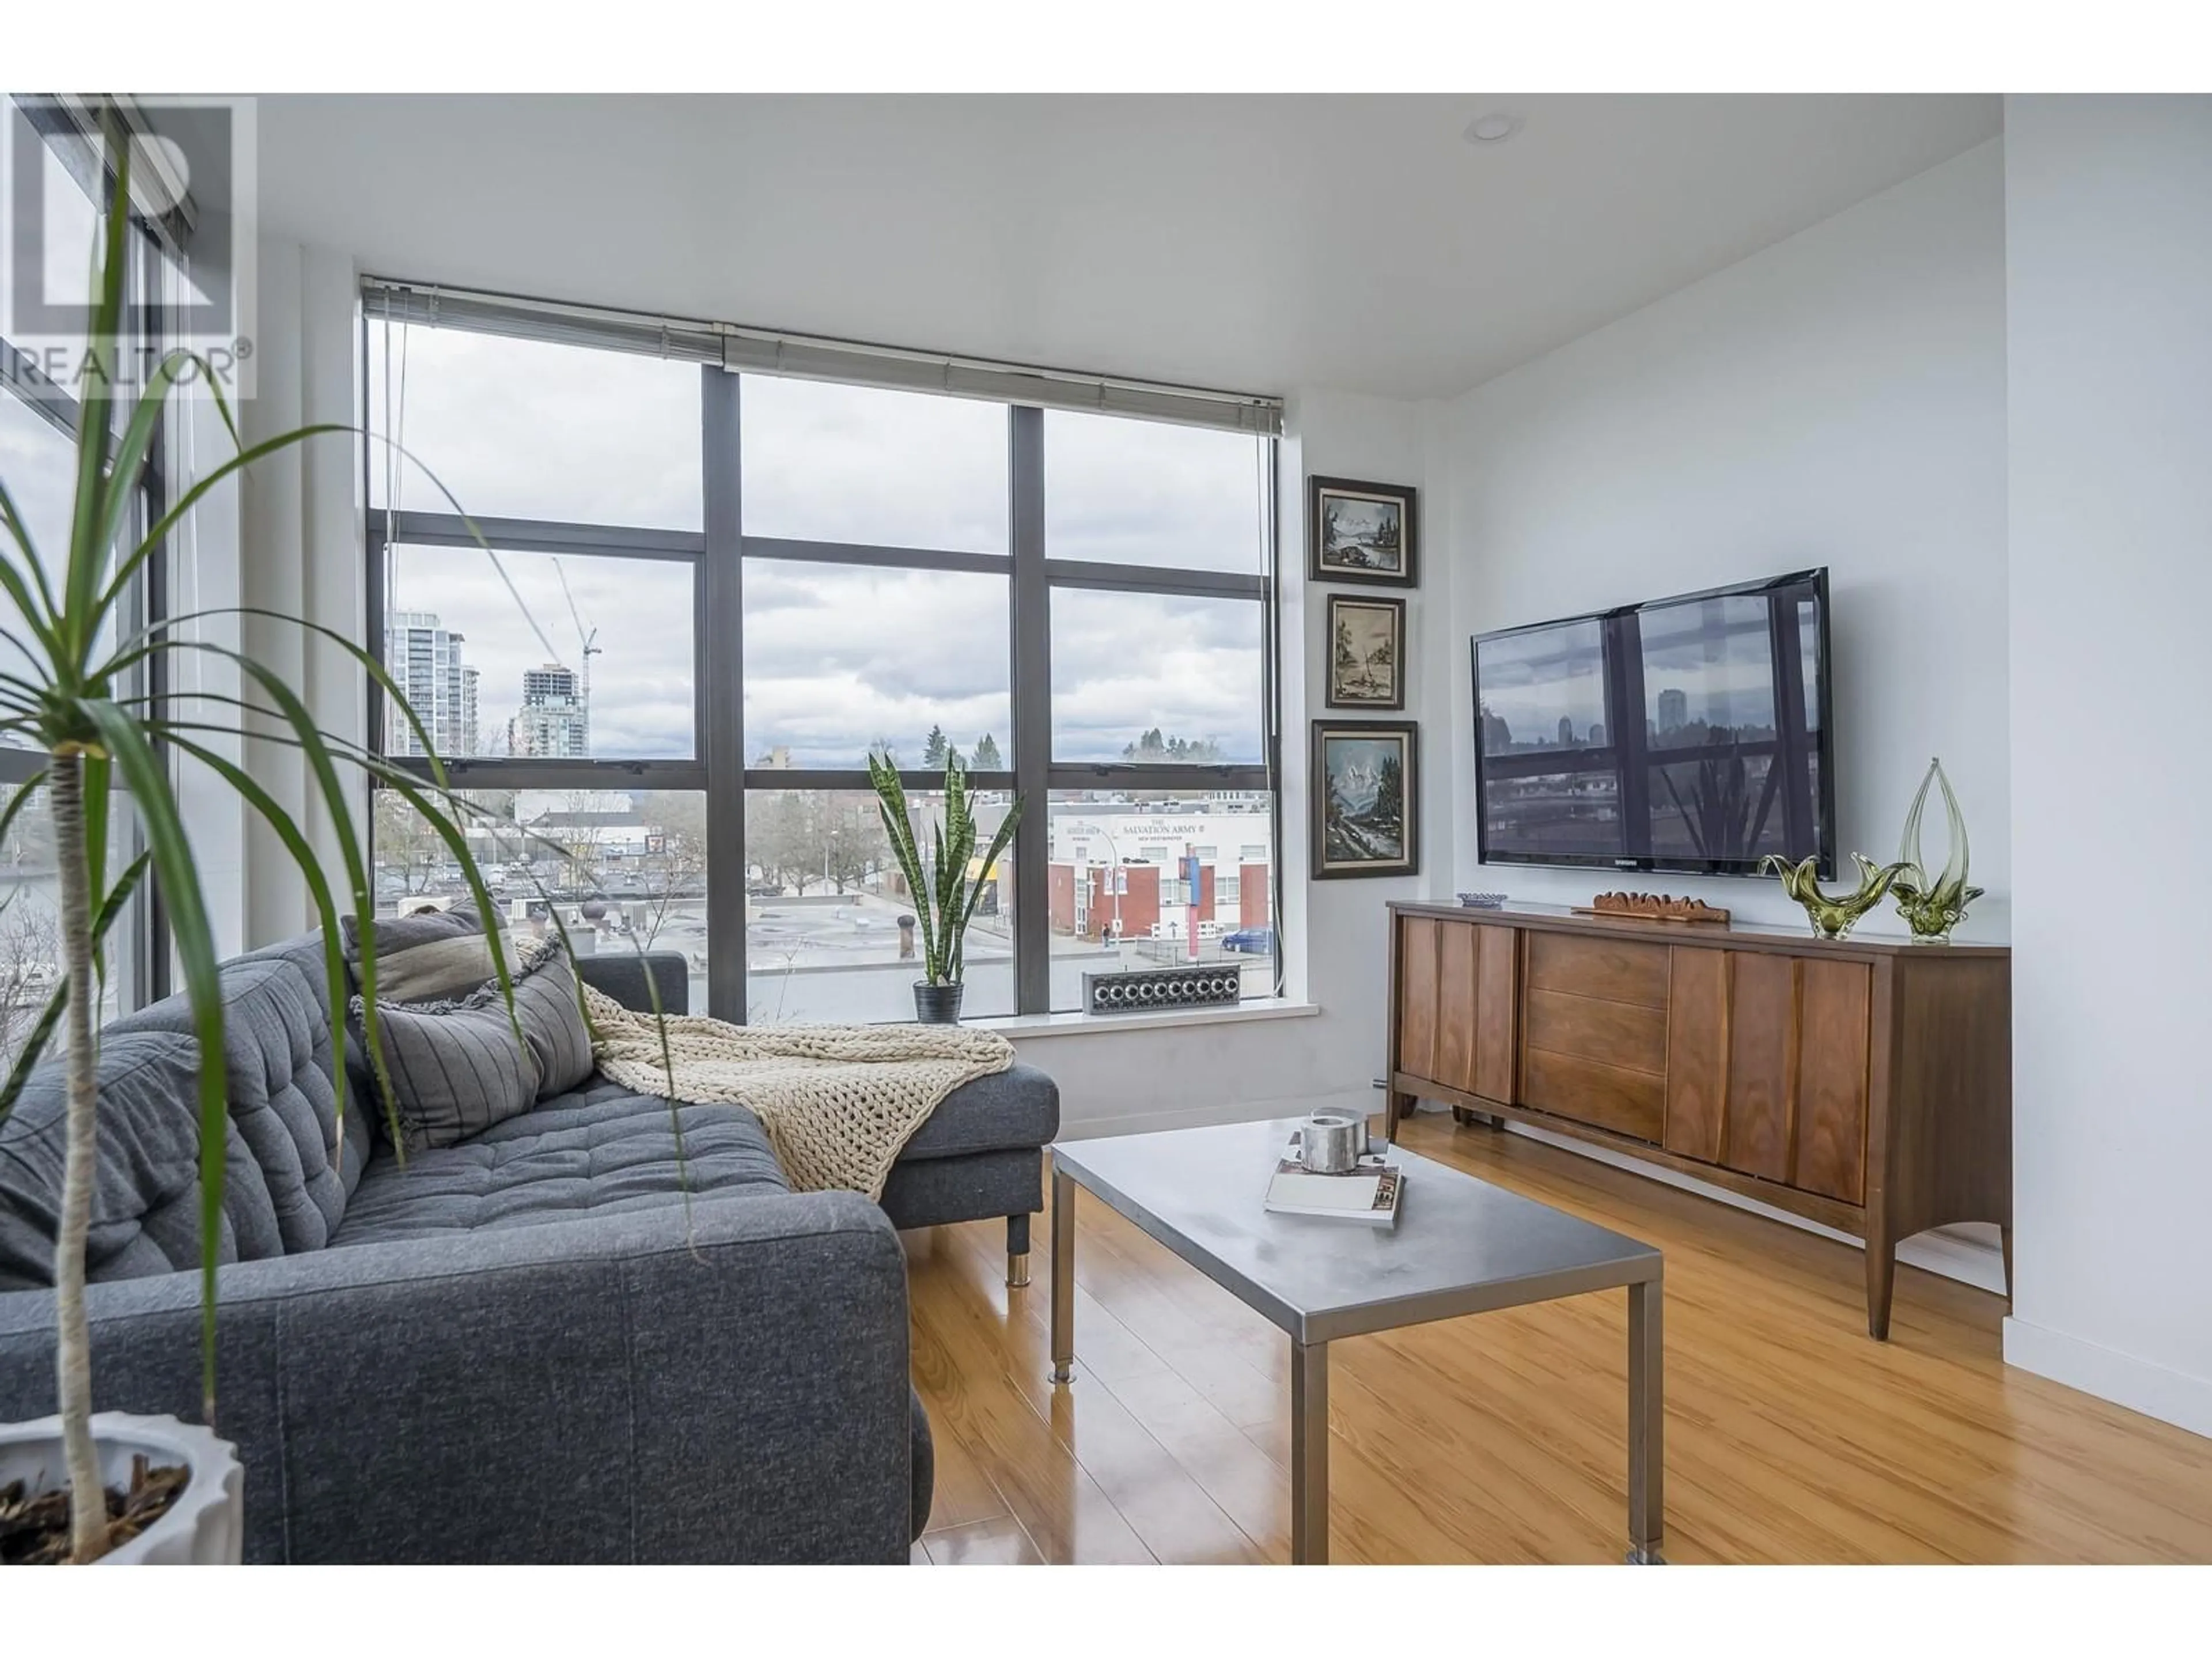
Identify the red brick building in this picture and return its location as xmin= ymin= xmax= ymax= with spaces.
xmin=1047 ymin=858 xmax=1269 ymax=940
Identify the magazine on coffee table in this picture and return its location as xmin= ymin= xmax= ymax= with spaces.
xmin=1264 ymin=1130 xmax=1404 ymax=1226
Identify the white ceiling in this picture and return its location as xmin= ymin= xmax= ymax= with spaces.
xmin=255 ymin=94 xmax=2000 ymax=402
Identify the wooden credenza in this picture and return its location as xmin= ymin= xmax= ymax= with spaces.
xmin=1385 ymin=902 xmax=2010 ymax=1338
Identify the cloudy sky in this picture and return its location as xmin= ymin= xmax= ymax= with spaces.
xmin=370 ymin=323 xmax=1269 ymax=767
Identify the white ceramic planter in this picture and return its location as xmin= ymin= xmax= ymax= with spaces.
xmin=0 ymin=1412 xmax=243 ymax=1564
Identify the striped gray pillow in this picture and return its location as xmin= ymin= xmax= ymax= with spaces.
xmin=513 ymin=939 xmax=595 ymax=1100
xmin=343 ymin=902 xmax=538 ymax=1007
xmin=353 ymin=936 xmax=595 ymax=1153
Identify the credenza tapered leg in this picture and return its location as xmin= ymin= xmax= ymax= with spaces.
xmin=1865 ymin=1224 xmax=1897 ymax=1341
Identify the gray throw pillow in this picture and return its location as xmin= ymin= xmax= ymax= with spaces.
xmin=344 ymin=902 xmax=535 ymax=1007
xmin=341 ymin=900 xmax=481 ymax=964
xmin=370 ymin=928 xmax=527 ymax=1006
xmin=352 ymin=936 xmax=596 ymax=1153
xmin=512 ymin=937 xmax=595 ymax=1100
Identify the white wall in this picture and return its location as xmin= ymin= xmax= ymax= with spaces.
xmin=1017 ymin=386 xmax=1441 ymax=1135
xmin=1416 ymin=142 xmax=2012 ymax=1293
xmin=2002 ymin=96 xmax=2212 ymax=1437
xmin=1440 ymin=142 xmax=2010 ymax=935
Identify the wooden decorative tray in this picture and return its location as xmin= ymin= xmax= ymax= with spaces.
xmin=1573 ymin=891 xmax=1732 ymax=926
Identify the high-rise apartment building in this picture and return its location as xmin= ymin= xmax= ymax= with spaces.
xmin=385 ymin=611 xmax=478 ymax=759
xmin=514 ymin=662 xmax=589 ymax=759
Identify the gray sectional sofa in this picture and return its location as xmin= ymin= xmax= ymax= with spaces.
xmin=0 ymin=931 xmax=1058 ymax=1562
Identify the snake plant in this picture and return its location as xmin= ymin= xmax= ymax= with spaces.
xmin=0 ymin=121 xmax=509 ymax=1560
xmin=866 ymin=751 xmax=1022 ymax=987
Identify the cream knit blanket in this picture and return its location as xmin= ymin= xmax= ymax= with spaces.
xmin=581 ymin=984 xmax=1015 ymax=1200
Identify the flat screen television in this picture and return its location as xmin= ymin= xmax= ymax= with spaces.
xmin=1471 ymin=569 xmax=1835 ymax=878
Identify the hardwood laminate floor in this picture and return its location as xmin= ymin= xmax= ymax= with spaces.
xmin=903 ymin=1112 xmax=2212 ymax=1565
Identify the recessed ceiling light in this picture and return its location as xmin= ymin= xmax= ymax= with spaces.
xmin=1464 ymin=111 xmax=1524 ymax=145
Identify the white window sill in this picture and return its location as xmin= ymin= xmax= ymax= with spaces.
xmin=974 ymin=997 xmax=1320 ymax=1040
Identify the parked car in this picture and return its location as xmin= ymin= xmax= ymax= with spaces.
xmin=1220 ymin=926 xmax=1275 ymax=955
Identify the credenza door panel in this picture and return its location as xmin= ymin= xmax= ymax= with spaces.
xmin=1396 ymin=916 xmax=1520 ymax=1104
xmin=1663 ymin=947 xmax=1730 ymax=1165
xmin=1432 ymin=919 xmax=1481 ymax=1094
xmin=1792 ymin=960 xmax=1872 ymax=1205
xmin=1471 ymin=925 xmax=1519 ymax=1103
xmin=1662 ymin=944 xmax=1870 ymax=1204
xmin=1399 ymin=916 xmax=1442 ymax=1081
xmin=1726 ymin=952 xmax=1798 ymax=1184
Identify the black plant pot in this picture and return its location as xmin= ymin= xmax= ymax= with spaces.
xmin=913 ymin=982 xmax=965 ymax=1024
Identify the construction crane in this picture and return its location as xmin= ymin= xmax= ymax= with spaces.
xmin=551 ymin=556 xmax=601 ymax=741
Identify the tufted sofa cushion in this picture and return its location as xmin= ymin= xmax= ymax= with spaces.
xmin=0 ymin=939 xmax=371 ymax=1293
xmin=897 ymin=1062 xmax=1061 ymax=1161
xmin=0 ymin=1029 xmax=273 ymax=1291
xmin=331 ymin=1077 xmax=791 ymax=1248
xmin=204 ymin=931 xmax=373 ymax=1198
xmin=110 ymin=955 xmax=357 ymax=1253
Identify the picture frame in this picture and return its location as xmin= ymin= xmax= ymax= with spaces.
xmin=1324 ymin=593 xmax=1407 ymax=711
xmin=1309 ymin=475 xmax=1418 ymax=588
xmin=1310 ymin=719 xmax=1419 ymax=880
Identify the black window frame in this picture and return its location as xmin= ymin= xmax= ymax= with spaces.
xmin=1 ymin=103 xmax=175 ymax=1008
xmin=362 ymin=297 xmax=1283 ymax=1022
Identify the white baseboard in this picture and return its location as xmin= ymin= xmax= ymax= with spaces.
xmin=1451 ymin=1108 xmax=2010 ymax=1296
xmin=2003 ymin=1317 xmax=2212 ymax=1441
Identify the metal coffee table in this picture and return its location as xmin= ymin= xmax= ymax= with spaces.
xmin=1047 ymin=1118 xmax=1665 ymax=1564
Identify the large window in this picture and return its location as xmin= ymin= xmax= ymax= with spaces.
xmin=1 ymin=101 xmax=172 ymax=1050
xmin=365 ymin=294 xmax=1279 ymax=1023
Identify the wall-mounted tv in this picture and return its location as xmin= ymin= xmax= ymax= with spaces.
xmin=1471 ymin=569 xmax=1835 ymax=878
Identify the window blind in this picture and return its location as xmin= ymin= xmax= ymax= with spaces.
xmin=361 ymin=276 xmax=1283 ymax=438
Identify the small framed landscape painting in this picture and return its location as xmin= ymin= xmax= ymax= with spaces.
xmin=1309 ymin=475 xmax=1418 ymax=587
xmin=1325 ymin=594 xmax=1406 ymax=711
xmin=1311 ymin=719 xmax=1419 ymax=880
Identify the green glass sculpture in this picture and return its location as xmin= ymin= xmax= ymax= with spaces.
xmin=1891 ymin=756 xmax=1983 ymax=943
xmin=1760 ymin=852 xmax=1908 ymax=941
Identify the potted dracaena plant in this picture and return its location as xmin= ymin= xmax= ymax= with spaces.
xmin=0 ymin=122 xmax=516 ymax=1563
xmin=866 ymin=751 xmax=1022 ymax=1023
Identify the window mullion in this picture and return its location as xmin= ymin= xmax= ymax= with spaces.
xmin=1009 ymin=406 xmax=1050 ymax=1016
xmin=702 ymin=367 xmax=747 ymax=1022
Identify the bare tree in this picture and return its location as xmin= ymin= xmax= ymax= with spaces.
xmin=372 ymin=789 xmax=447 ymax=896
xmin=748 ymin=791 xmax=887 ymax=899
xmin=0 ymin=893 xmax=62 ymax=1074
xmin=631 ymin=791 xmax=709 ymax=948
